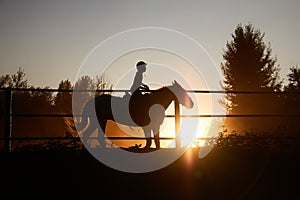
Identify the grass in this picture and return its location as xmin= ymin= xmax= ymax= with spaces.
xmin=1 ymin=146 xmax=299 ymax=199
xmin=10 ymin=129 xmax=300 ymax=153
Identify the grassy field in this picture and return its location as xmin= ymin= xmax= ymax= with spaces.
xmin=1 ymin=147 xmax=299 ymax=199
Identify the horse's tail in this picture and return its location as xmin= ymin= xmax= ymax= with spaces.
xmin=64 ymin=117 xmax=77 ymax=136
xmin=75 ymin=101 xmax=92 ymax=136
xmin=76 ymin=115 xmax=89 ymax=136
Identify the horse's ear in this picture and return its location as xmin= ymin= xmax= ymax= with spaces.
xmin=174 ymin=80 xmax=178 ymax=85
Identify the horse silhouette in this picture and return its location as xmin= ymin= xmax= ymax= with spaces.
xmin=77 ymin=80 xmax=194 ymax=149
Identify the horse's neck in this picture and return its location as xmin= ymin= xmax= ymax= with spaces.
xmin=154 ymin=87 xmax=175 ymax=109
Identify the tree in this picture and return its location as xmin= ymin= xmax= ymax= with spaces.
xmin=0 ymin=68 xmax=63 ymax=149
xmin=54 ymin=79 xmax=73 ymax=113
xmin=0 ymin=67 xmax=32 ymax=114
xmin=281 ymin=66 xmax=300 ymax=133
xmin=285 ymin=66 xmax=300 ymax=92
xmin=72 ymin=75 xmax=95 ymax=116
xmin=65 ymin=74 xmax=113 ymax=136
xmin=221 ymin=23 xmax=282 ymax=133
xmin=95 ymin=74 xmax=113 ymax=96
xmin=0 ymin=67 xmax=28 ymax=88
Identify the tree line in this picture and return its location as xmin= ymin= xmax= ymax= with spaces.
xmin=0 ymin=70 xmax=112 ymax=149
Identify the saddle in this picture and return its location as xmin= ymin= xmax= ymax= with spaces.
xmin=123 ymin=84 xmax=150 ymax=100
xmin=127 ymin=85 xmax=151 ymax=126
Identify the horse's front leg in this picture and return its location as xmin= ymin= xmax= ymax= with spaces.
xmin=143 ymin=127 xmax=152 ymax=150
xmin=152 ymin=125 xmax=160 ymax=149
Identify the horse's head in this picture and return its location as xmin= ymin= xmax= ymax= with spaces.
xmin=169 ymin=80 xmax=194 ymax=109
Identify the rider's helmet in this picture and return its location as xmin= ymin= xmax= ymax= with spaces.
xmin=136 ymin=61 xmax=147 ymax=71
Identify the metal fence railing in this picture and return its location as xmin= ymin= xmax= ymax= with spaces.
xmin=1 ymin=87 xmax=300 ymax=152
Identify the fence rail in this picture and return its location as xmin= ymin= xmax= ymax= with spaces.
xmin=1 ymin=87 xmax=300 ymax=152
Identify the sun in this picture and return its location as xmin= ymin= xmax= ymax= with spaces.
xmin=157 ymin=96 xmax=215 ymax=148
xmin=167 ymin=90 xmax=224 ymax=149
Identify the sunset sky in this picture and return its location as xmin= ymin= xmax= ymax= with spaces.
xmin=0 ymin=0 xmax=299 ymax=89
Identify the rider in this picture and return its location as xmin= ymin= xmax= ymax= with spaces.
xmin=127 ymin=60 xmax=149 ymax=97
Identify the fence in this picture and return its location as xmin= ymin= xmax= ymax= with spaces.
xmin=1 ymin=87 xmax=300 ymax=152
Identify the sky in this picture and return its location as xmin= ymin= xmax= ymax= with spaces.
xmin=0 ymin=0 xmax=300 ymax=89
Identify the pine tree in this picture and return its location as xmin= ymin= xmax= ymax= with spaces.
xmin=221 ymin=23 xmax=282 ymax=133
xmin=285 ymin=66 xmax=300 ymax=92
xmin=282 ymin=66 xmax=300 ymax=133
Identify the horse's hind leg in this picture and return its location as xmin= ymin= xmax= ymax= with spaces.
xmin=82 ymin=118 xmax=97 ymax=148
xmin=152 ymin=125 xmax=160 ymax=149
xmin=98 ymin=120 xmax=107 ymax=148
xmin=142 ymin=127 xmax=152 ymax=150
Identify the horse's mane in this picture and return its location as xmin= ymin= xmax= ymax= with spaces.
xmin=150 ymin=85 xmax=172 ymax=95
xmin=156 ymin=86 xmax=169 ymax=91
xmin=157 ymin=85 xmax=174 ymax=91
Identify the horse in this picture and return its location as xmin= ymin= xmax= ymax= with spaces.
xmin=76 ymin=80 xmax=194 ymax=149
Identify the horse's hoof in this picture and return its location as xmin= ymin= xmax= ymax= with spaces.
xmin=129 ymin=144 xmax=142 ymax=150
xmin=141 ymin=146 xmax=151 ymax=151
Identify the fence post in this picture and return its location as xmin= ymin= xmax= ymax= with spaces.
xmin=4 ymin=88 xmax=11 ymax=152
xmin=174 ymin=100 xmax=180 ymax=148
